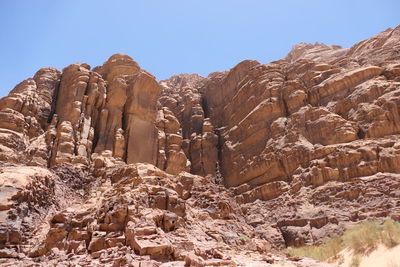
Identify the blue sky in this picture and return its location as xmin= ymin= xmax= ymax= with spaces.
xmin=0 ymin=0 xmax=399 ymax=97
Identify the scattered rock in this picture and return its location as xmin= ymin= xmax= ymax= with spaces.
xmin=0 ymin=26 xmax=400 ymax=266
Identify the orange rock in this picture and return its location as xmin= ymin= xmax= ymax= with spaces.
xmin=1 ymin=26 xmax=400 ymax=267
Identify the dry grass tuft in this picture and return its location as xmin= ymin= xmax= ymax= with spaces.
xmin=285 ymin=219 xmax=400 ymax=263
xmin=350 ymin=254 xmax=360 ymax=267
xmin=342 ymin=220 xmax=381 ymax=253
xmin=285 ymin=237 xmax=342 ymax=262
xmin=382 ymin=219 xmax=400 ymax=248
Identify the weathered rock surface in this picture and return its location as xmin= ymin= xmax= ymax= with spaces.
xmin=1 ymin=164 xmax=337 ymax=266
xmin=155 ymin=107 xmax=191 ymax=175
xmin=0 ymin=67 xmax=60 ymax=164
xmin=159 ymin=75 xmax=219 ymax=177
xmin=157 ymin=24 xmax=400 ymax=253
xmin=160 ymin=25 xmax=400 ymax=191
xmin=0 ymin=26 xmax=399 ymax=266
xmin=0 ymin=164 xmax=86 ymax=260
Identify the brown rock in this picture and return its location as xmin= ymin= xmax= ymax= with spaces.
xmin=124 ymin=71 xmax=160 ymax=164
xmin=1 ymin=26 xmax=400 ymax=267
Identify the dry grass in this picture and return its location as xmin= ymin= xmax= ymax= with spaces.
xmin=342 ymin=220 xmax=381 ymax=253
xmin=382 ymin=219 xmax=400 ymax=248
xmin=285 ymin=237 xmax=342 ymax=262
xmin=350 ymin=254 xmax=361 ymax=267
xmin=285 ymin=219 xmax=400 ymax=263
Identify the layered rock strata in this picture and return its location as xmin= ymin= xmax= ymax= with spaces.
xmin=160 ymin=25 xmax=400 ymax=194
xmin=0 ymin=25 xmax=399 ymax=266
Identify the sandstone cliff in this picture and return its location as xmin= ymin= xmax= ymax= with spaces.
xmin=0 ymin=26 xmax=399 ymax=266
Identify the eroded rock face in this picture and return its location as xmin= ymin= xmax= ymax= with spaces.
xmin=48 ymin=54 xmax=161 ymax=168
xmin=160 ymin=25 xmax=400 ymax=192
xmin=0 ymin=167 xmax=54 ymax=250
xmin=159 ymin=74 xmax=219 ymax=177
xmin=0 ymin=53 xmax=161 ymax=170
xmin=156 ymin=25 xmax=400 ymax=253
xmin=0 ymin=26 xmax=400 ymax=266
xmin=0 ymin=164 xmax=84 ymax=259
xmin=0 ymin=68 xmax=60 ymax=164
xmin=155 ymin=107 xmax=191 ymax=175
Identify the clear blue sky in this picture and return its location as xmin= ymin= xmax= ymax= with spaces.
xmin=0 ymin=0 xmax=399 ymax=97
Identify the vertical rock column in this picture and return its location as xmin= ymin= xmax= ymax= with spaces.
xmin=158 ymin=74 xmax=219 ymax=177
xmin=93 ymin=54 xmax=161 ymax=165
xmin=51 ymin=63 xmax=105 ymax=166
xmin=94 ymin=77 xmax=128 ymax=158
xmin=124 ymin=72 xmax=160 ymax=165
xmin=92 ymin=53 xmax=140 ymax=161
xmin=156 ymin=107 xmax=191 ymax=174
xmin=189 ymin=118 xmax=218 ymax=176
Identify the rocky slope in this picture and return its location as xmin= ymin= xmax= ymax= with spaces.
xmin=0 ymin=25 xmax=399 ymax=266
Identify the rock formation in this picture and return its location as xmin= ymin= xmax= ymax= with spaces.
xmin=0 ymin=25 xmax=399 ymax=266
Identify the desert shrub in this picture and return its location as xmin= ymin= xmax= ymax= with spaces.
xmin=239 ymin=234 xmax=250 ymax=241
xmin=342 ymin=220 xmax=381 ymax=253
xmin=286 ymin=245 xmax=328 ymax=261
xmin=350 ymin=254 xmax=360 ymax=267
xmin=382 ymin=219 xmax=400 ymax=248
xmin=327 ymin=237 xmax=343 ymax=258
xmin=285 ymin=219 xmax=400 ymax=263
xmin=285 ymin=237 xmax=344 ymax=262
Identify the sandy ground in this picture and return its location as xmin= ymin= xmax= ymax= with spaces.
xmin=340 ymin=244 xmax=400 ymax=267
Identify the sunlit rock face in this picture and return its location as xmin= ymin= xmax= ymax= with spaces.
xmin=0 ymin=26 xmax=399 ymax=266
xmin=160 ymin=25 xmax=400 ymax=192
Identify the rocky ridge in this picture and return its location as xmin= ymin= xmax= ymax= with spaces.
xmin=0 ymin=26 xmax=399 ymax=266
